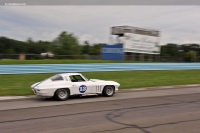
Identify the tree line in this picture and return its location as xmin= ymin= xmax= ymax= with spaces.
xmin=0 ymin=31 xmax=102 ymax=56
xmin=161 ymin=43 xmax=200 ymax=62
xmin=0 ymin=31 xmax=200 ymax=61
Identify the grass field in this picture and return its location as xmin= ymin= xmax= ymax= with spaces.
xmin=0 ymin=70 xmax=200 ymax=96
xmin=0 ymin=59 xmax=139 ymax=65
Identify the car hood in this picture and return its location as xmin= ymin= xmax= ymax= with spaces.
xmin=90 ymin=79 xmax=120 ymax=86
xmin=90 ymin=79 xmax=106 ymax=82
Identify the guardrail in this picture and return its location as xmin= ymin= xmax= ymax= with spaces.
xmin=0 ymin=63 xmax=200 ymax=74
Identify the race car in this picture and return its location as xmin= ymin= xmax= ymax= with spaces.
xmin=31 ymin=73 xmax=120 ymax=101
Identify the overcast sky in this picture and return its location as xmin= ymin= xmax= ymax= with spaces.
xmin=0 ymin=6 xmax=200 ymax=45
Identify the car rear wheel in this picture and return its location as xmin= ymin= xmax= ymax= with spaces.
xmin=103 ymin=86 xmax=115 ymax=97
xmin=54 ymin=88 xmax=69 ymax=101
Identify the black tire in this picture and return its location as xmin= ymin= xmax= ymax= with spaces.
xmin=103 ymin=86 xmax=115 ymax=97
xmin=54 ymin=88 xmax=69 ymax=101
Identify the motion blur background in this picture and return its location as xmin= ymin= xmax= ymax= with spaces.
xmin=0 ymin=6 xmax=200 ymax=62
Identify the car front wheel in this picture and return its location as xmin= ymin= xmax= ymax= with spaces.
xmin=103 ymin=86 xmax=115 ymax=97
xmin=54 ymin=88 xmax=69 ymax=101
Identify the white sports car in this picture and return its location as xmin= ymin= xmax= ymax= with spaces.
xmin=31 ymin=73 xmax=120 ymax=101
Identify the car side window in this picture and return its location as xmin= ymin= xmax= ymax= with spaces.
xmin=70 ymin=75 xmax=85 ymax=82
xmin=50 ymin=75 xmax=64 ymax=81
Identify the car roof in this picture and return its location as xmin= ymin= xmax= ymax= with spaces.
xmin=59 ymin=73 xmax=82 ymax=77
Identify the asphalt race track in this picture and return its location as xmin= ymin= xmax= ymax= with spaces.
xmin=1 ymin=87 xmax=200 ymax=133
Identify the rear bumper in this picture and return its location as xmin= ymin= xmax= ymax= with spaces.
xmin=32 ymin=88 xmax=55 ymax=97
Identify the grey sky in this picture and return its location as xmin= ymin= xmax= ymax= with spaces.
xmin=2 ymin=0 xmax=200 ymax=5
xmin=0 ymin=6 xmax=200 ymax=45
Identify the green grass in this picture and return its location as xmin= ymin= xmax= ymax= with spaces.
xmin=0 ymin=59 xmax=141 ymax=65
xmin=0 ymin=70 xmax=200 ymax=96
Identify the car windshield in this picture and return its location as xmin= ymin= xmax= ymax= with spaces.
xmin=50 ymin=74 xmax=64 ymax=81
xmin=81 ymin=74 xmax=89 ymax=81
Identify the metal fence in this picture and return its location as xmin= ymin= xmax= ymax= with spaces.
xmin=0 ymin=54 xmax=199 ymax=62
xmin=124 ymin=55 xmax=188 ymax=62
xmin=0 ymin=54 xmax=101 ymax=60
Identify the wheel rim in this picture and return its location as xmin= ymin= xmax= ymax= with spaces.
xmin=106 ymin=87 xmax=114 ymax=95
xmin=58 ymin=89 xmax=68 ymax=99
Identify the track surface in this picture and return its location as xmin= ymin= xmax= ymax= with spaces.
xmin=1 ymin=88 xmax=200 ymax=133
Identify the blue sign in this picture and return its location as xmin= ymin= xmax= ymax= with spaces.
xmin=79 ymin=85 xmax=87 ymax=93
xmin=101 ymin=44 xmax=124 ymax=60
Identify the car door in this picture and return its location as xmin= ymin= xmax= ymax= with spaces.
xmin=69 ymin=75 xmax=95 ymax=95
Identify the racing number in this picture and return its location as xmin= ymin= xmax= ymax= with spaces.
xmin=79 ymin=85 xmax=87 ymax=93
